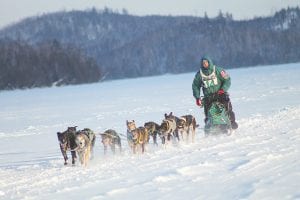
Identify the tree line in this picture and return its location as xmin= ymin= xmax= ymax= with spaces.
xmin=0 ymin=7 xmax=299 ymax=90
xmin=0 ymin=39 xmax=101 ymax=90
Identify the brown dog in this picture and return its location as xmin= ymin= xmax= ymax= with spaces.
xmin=144 ymin=121 xmax=161 ymax=145
xmin=177 ymin=115 xmax=197 ymax=143
xmin=130 ymin=127 xmax=149 ymax=154
xmin=164 ymin=112 xmax=180 ymax=142
xmin=159 ymin=118 xmax=177 ymax=146
xmin=100 ymin=129 xmax=122 ymax=155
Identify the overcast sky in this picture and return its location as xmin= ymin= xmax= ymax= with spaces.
xmin=0 ymin=0 xmax=299 ymax=28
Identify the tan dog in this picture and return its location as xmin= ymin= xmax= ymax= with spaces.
xmin=177 ymin=115 xmax=197 ymax=143
xmin=131 ymin=127 xmax=149 ymax=154
xmin=74 ymin=128 xmax=96 ymax=167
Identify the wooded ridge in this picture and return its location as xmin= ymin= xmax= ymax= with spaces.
xmin=0 ymin=7 xmax=299 ymax=90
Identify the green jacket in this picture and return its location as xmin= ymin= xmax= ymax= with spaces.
xmin=192 ymin=56 xmax=231 ymax=99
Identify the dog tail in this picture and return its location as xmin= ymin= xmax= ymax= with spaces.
xmin=192 ymin=116 xmax=199 ymax=128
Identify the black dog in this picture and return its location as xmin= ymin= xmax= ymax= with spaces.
xmin=57 ymin=126 xmax=78 ymax=165
xmin=144 ymin=121 xmax=161 ymax=145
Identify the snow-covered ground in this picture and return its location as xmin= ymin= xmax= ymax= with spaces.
xmin=0 ymin=63 xmax=299 ymax=200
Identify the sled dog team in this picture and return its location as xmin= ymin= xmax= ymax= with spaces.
xmin=57 ymin=112 xmax=197 ymax=167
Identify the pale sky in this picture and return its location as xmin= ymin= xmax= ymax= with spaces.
xmin=0 ymin=0 xmax=299 ymax=28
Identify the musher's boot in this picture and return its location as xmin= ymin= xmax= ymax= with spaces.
xmin=229 ymin=111 xmax=238 ymax=129
xmin=231 ymin=121 xmax=238 ymax=129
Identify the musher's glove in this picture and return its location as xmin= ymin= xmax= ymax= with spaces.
xmin=196 ymin=98 xmax=202 ymax=106
xmin=217 ymin=89 xmax=225 ymax=95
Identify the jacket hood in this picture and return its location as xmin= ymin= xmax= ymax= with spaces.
xmin=201 ymin=55 xmax=214 ymax=74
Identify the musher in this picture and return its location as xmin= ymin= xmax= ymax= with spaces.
xmin=192 ymin=55 xmax=238 ymax=129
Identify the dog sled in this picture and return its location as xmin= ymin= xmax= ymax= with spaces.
xmin=202 ymin=94 xmax=232 ymax=136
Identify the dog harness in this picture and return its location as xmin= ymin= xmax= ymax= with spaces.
xmin=138 ymin=131 xmax=145 ymax=144
xmin=130 ymin=129 xmax=144 ymax=145
xmin=180 ymin=117 xmax=187 ymax=123
xmin=127 ymin=130 xmax=134 ymax=141
xmin=177 ymin=117 xmax=186 ymax=129
xmin=200 ymin=65 xmax=218 ymax=88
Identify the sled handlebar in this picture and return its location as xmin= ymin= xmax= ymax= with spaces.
xmin=199 ymin=93 xmax=228 ymax=108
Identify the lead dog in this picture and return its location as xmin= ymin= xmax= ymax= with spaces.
xmin=74 ymin=128 xmax=96 ymax=167
xmin=100 ymin=129 xmax=122 ymax=155
xmin=144 ymin=121 xmax=161 ymax=145
xmin=177 ymin=115 xmax=197 ymax=143
xmin=57 ymin=126 xmax=77 ymax=165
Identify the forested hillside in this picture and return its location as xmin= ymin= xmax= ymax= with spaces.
xmin=0 ymin=39 xmax=101 ymax=90
xmin=0 ymin=7 xmax=299 ymax=90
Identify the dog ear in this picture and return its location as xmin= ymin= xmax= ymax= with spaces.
xmin=68 ymin=126 xmax=77 ymax=131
